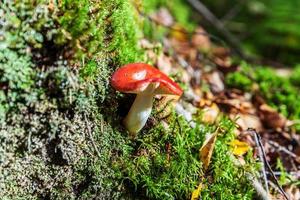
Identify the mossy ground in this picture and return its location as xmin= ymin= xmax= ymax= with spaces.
xmin=225 ymin=62 xmax=300 ymax=131
xmin=1 ymin=0 xmax=257 ymax=199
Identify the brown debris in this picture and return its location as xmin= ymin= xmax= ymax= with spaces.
xmin=150 ymin=8 xmax=174 ymax=27
xmin=191 ymin=27 xmax=211 ymax=50
xmin=258 ymin=104 xmax=287 ymax=129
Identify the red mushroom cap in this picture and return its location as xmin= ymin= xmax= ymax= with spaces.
xmin=111 ymin=63 xmax=183 ymax=96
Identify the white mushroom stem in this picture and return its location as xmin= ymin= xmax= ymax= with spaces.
xmin=123 ymin=83 xmax=158 ymax=136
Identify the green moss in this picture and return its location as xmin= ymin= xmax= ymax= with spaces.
xmin=225 ymin=62 xmax=300 ymax=131
xmin=115 ymin=113 xmax=255 ymax=199
xmin=225 ymin=70 xmax=253 ymax=91
xmin=56 ymin=0 xmax=142 ymax=64
xmin=290 ymin=65 xmax=300 ymax=86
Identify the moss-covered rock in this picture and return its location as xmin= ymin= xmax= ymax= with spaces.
xmin=0 ymin=0 xmax=140 ymax=198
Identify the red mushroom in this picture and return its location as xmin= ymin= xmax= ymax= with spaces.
xmin=111 ymin=63 xmax=183 ymax=135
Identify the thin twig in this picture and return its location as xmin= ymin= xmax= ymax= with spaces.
xmin=251 ymin=128 xmax=270 ymax=194
xmin=221 ymin=0 xmax=248 ymax=23
xmin=268 ymin=140 xmax=299 ymax=160
xmin=248 ymin=128 xmax=290 ymax=200
xmin=186 ymin=0 xmax=246 ymax=58
xmin=246 ymin=172 xmax=271 ymax=200
xmin=84 ymin=113 xmax=101 ymax=158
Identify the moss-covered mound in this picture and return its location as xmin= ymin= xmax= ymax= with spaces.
xmin=1 ymin=0 xmax=257 ymax=199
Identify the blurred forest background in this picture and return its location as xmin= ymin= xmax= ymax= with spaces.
xmin=201 ymin=0 xmax=300 ymax=66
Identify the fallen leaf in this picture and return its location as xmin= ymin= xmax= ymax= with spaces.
xmin=200 ymin=131 xmax=218 ymax=170
xmin=150 ymin=7 xmax=174 ymax=27
xmin=170 ymin=24 xmax=188 ymax=42
xmin=201 ymin=103 xmax=220 ymax=124
xmin=258 ymin=104 xmax=287 ymax=129
xmin=192 ymin=27 xmax=211 ymax=50
xmin=212 ymin=47 xmax=230 ymax=59
xmin=205 ymin=71 xmax=224 ymax=93
xmin=156 ymin=53 xmax=172 ymax=75
xmin=234 ymin=113 xmax=263 ymax=131
xmin=191 ymin=183 xmax=202 ymax=200
xmin=228 ymin=139 xmax=251 ymax=156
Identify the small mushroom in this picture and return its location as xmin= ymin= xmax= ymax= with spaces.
xmin=111 ymin=63 xmax=183 ymax=135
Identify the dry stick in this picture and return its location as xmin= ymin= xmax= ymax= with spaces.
xmin=250 ymin=128 xmax=270 ymax=195
xmin=84 ymin=114 xmax=101 ymax=158
xmin=221 ymin=0 xmax=248 ymax=23
xmin=246 ymin=173 xmax=271 ymax=200
xmin=186 ymin=0 xmax=246 ymax=59
xmin=248 ymin=128 xmax=290 ymax=200
xmin=268 ymin=140 xmax=299 ymax=160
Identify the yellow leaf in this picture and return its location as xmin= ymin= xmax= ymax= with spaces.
xmin=199 ymin=131 xmax=218 ymax=170
xmin=170 ymin=24 xmax=188 ymax=42
xmin=228 ymin=139 xmax=251 ymax=156
xmin=191 ymin=183 xmax=202 ymax=200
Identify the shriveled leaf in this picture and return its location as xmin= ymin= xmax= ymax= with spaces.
xmin=191 ymin=183 xmax=202 ymax=200
xmin=199 ymin=131 xmax=218 ymax=170
xmin=258 ymin=104 xmax=287 ymax=129
xmin=229 ymin=139 xmax=251 ymax=156
xmin=234 ymin=113 xmax=263 ymax=131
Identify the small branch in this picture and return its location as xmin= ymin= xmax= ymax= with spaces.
xmin=246 ymin=172 xmax=270 ymax=200
xmin=221 ymin=0 xmax=248 ymax=23
xmin=268 ymin=140 xmax=299 ymax=161
xmin=251 ymin=128 xmax=270 ymax=195
xmin=186 ymin=0 xmax=247 ymax=58
xmin=248 ymin=128 xmax=290 ymax=200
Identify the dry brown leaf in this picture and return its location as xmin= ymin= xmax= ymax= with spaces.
xmin=215 ymin=57 xmax=238 ymax=73
xmin=156 ymin=53 xmax=173 ymax=75
xmin=234 ymin=113 xmax=263 ymax=131
xmin=150 ymin=8 xmax=174 ymax=27
xmin=212 ymin=47 xmax=230 ymax=59
xmin=192 ymin=27 xmax=211 ymax=50
xmin=258 ymin=104 xmax=287 ymax=129
xmin=154 ymin=96 xmax=178 ymax=119
xmin=201 ymin=103 xmax=220 ymax=124
xmin=199 ymin=131 xmax=218 ymax=170
xmin=285 ymin=185 xmax=300 ymax=200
